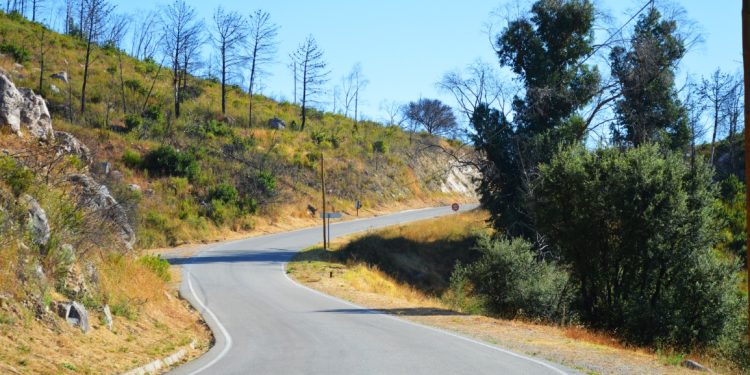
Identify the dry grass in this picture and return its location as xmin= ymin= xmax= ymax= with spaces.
xmin=287 ymin=211 xmax=716 ymax=375
xmin=0 ymin=253 xmax=211 ymax=374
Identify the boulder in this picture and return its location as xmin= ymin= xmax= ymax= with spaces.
xmin=102 ymin=304 xmax=113 ymax=331
xmin=19 ymin=88 xmax=53 ymax=141
xmin=56 ymin=301 xmax=90 ymax=333
xmin=54 ymin=131 xmax=91 ymax=164
xmin=128 ymin=184 xmax=141 ymax=192
xmin=50 ymin=71 xmax=68 ymax=83
xmin=66 ymin=174 xmax=136 ymax=250
xmin=268 ymin=117 xmax=286 ymax=130
xmin=94 ymin=161 xmax=112 ymax=176
xmin=0 ymin=72 xmax=54 ymax=141
xmin=0 ymin=72 xmax=24 ymax=134
xmin=21 ymin=195 xmax=50 ymax=246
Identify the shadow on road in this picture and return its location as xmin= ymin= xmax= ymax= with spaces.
xmin=315 ymin=307 xmax=464 ymax=316
xmin=167 ymin=249 xmax=297 ymax=265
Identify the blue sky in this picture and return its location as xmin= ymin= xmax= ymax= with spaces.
xmin=54 ymin=0 xmax=744 ymax=124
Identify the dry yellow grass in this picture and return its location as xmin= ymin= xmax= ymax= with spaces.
xmin=0 ymin=253 xmax=211 ymax=374
xmin=287 ymin=211 xmax=720 ymax=375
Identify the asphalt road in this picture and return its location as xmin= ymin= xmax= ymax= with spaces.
xmin=168 ymin=205 xmax=573 ymax=375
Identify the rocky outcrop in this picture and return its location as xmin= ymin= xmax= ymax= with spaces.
xmin=0 ymin=73 xmax=53 ymax=141
xmin=102 ymin=304 xmax=113 ymax=331
xmin=54 ymin=131 xmax=91 ymax=164
xmin=55 ymin=301 xmax=90 ymax=333
xmin=21 ymin=194 xmax=50 ymax=246
xmin=67 ymin=174 xmax=136 ymax=250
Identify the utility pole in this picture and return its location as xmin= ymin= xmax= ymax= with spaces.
xmin=742 ymin=0 xmax=750 ymax=353
xmin=320 ymin=151 xmax=327 ymax=250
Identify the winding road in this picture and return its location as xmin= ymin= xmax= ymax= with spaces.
xmin=167 ymin=206 xmax=573 ymax=374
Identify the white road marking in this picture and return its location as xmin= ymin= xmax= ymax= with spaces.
xmin=281 ymin=263 xmax=569 ymax=375
xmin=184 ymin=265 xmax=234 ymax=375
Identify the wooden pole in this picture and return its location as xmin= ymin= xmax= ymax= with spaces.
xmin=321 ymin=151 xmax=327 ymax=250
xmin=742 ymin=0 xmax=750 ymax=354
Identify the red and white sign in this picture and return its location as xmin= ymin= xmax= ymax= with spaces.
xmin=451 ymin=203 xmax=460 ymax=212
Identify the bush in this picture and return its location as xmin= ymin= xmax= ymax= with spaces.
xmin=0 ymin=42 xmax=30 ymax=63
xmin=124 ymin=114 xmax=142 ymax=131
xmin=207 ymin=183 xmax=238 ymax=204
xmin=456 ymin=235 xmax=573 ymax=321
xmin=142 ymin=145 xmax=199 ymax=180
xmin=372 ymin=140 xmax=388 ymax=154
xmin=142 ymin=105 xmax=163 ymax=122
xmin=139 ymin=255 xmax=171 ymax=282
xmin=122 ymin=149 xmax=142 ymax=169
xmin=0 ymin=156 xmax=33 ymax=196
xmin=256 ymin=171 xmax=276 ymax=195
xmin=534 ymin=145 xmax=737 ymax=347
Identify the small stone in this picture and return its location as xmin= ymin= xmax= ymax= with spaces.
xmin=102 ymin=304 xmax=113 ymax=331
xmin=50 ymin=71 xmax=68 ymax=83
xmin=681 ymin=359 xmax=710 ymax=372
xmin=128 ymin=184 xmax=141 ymax=192
xmin=49 ymin=84 xmax=60 ymax=94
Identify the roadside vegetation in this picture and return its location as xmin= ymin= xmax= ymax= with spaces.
xmin=295 ymin=0 xmax=748 ymax=372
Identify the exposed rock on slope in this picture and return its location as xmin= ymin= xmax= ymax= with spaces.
xmin=0 ymin=72 xmax=53 ymax=141
xmin=67 ymin=174 xmax=136 ymax=250
xmin=21 ymin=194 xmax=50 ymax=246
xmin=54 ymin=131 xmax=91 ymax=164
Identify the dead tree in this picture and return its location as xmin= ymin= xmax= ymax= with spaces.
xmin=699 ymin=68 xmax=736 ymax=164
xmin=79 ymin=0 xmax=114 ymax=114
xmin=246 ymin=9 xmax=278 ymax=126
xmin=212 ymin=6 xmax=247 ymax=115
xmin=160 ymin=0 xmax=202 ymax=118
xmin=129 ymin=10 xmax=161 ymax=60
xmin=292 ymin=35 xmax=329 ymax=131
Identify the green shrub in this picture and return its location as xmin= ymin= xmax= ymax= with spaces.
xmin=139 ymin=254 xmax=171 ymax=282
xmin=257 ymin=171 xmax=276 ymax=195
xmin=0 ymin=42 xmax=29 ymax=63
xmin=457 ymin=235 xmax=573 ymax=321
xmin=191 ymin=120 xmax=232 ymax=138
xmin=207 ymin=183 xmax=238 ymax=204
xmin=534 ymin=145 xmax=737 ymax=347
xmin=142 ymin=145 xmax=199 ymax=180
xmin=142 ymin=105 xmax=163 ymax=122
xmin=124 ymin=114 xmax=142 ymax=131
xmin=121 ymin=149 xmax=143 ymax=169
xmin=372 ymin=140 xmax=388 ymax=154
xmin=0 ymin=155 xmax=33 ymax=196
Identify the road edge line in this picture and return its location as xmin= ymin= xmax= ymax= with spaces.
xmin=182 ymin=265 xmax=234 ymax=375
xmin=281 ymin=262 xmax=569 ymax=375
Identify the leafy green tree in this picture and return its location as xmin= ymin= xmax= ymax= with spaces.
xmin=474 ymin=0 xmax=599 ymax=237
xmin=533 ymin=145 xmax=737 ymax=347
xmin=610 ymin=7 xmax=689 ymax=151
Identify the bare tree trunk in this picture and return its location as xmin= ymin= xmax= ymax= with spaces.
xmin=80 ymin=33 xmax=93 ymax=113
xmin=221 ymin=44 xmax=226 ymax=114
xmin=710 ymin=101 xmax=719 ymax=165
xmin=118 ymin=51 xmax=127 ymax=113
xmin=742 ymin=0 xmax=750 ymax=353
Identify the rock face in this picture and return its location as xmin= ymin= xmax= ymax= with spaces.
xmin=0 ymin=72 xmax=54 ymax=141
xmin=54 ymin=131 xmax=91 ymax=164
xmin=56 ymin=301 xmax=90 ymax=333
xmin=21 ymin=194 xmax=50 ymax=246
xmin=67 ymin=174 xmax=136 ymax=250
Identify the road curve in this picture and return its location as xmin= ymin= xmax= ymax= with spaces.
xmin=167 ymin=206 xmax=573 ymax=375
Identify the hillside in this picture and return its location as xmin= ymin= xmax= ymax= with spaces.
xmin=0 ymin=11 xmax=476 ymax=249
xmin=0 ymin=10 xmax=477 ymax=373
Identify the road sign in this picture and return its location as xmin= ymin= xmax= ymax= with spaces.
xmin=451 ymin=203 xmax=460 ymax=212
xmin=355 ymin=200 xmax=362 ymax=209
xmin=320 ymin=212 xmax=342 ymax=219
